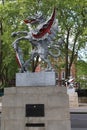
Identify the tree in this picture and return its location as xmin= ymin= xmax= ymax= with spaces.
xmin=0 ymin=2 xmax=4 ymax=86
xmin=56 ymin=0 xmax=87 ymax=79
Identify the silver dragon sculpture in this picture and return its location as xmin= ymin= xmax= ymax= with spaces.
xmin=11 ymin=8 xmax=63 ymax=72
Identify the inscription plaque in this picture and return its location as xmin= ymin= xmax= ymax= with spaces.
xmin=25 ymin=104 xmax=44 ymax=117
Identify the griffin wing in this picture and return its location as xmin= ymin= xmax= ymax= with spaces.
xmin=32 ymin=8 xmax=58 ymax=41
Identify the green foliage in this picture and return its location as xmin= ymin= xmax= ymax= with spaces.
xmin=76 ymin=60 xmax=87 ymax=89
xmin=0 ymin=0 xmax=87 ymax=87
xmin=77 ymin=60 xmax=87 ymax=76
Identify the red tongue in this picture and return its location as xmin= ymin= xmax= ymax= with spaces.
xmin=24 ymin=19 xmax=36 ymax=24
xmin=24 ymin=20 xmax=29 ymax=24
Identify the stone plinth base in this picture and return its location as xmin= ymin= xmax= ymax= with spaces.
xmin=16 ymin=71 xmax=56 ymax=86
xmin=68 ymin=92 xmax=79 ymax=108
xmin=1 ymin=86 xmax=71 ymax=130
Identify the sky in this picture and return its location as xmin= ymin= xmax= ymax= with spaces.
xmin=78 ymin=46 xmax=87 ymax=62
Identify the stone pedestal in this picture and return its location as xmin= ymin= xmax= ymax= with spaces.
xmin=67 ymin=88 xmax=79 ymax=108
xmin=68 ymin=92 xmax=79 ymax=108
xmin=1 ymin=86 xmax=71 ymax=130
xmin=16 ymin=72 xmax=56 ymax=86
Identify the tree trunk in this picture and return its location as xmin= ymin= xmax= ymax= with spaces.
xmin=0 ymin=21 xmax=3 ymax=84
xmin=65 ymin=49 xmax=69 ymax=79
xmin=65 ymin=29 xmax=70 ymax=79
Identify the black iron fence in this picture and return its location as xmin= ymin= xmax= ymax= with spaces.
xmin=0 ymin=88 xmax=4 ymax=96
xmin=76 ymin=89 xmax=87 ymax=97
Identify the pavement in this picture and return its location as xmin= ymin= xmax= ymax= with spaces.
xmin=70 ymin=103 xmax=87 ymax=113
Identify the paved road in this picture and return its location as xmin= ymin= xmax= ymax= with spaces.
xmin=71 ymin=113 xmax=87 ymax=130
xmin=71 ymin=128 xmax=87 ymax=130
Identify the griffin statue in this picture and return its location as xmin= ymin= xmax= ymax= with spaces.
xmin=11 ymin=8 xmax=63 ymax=72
